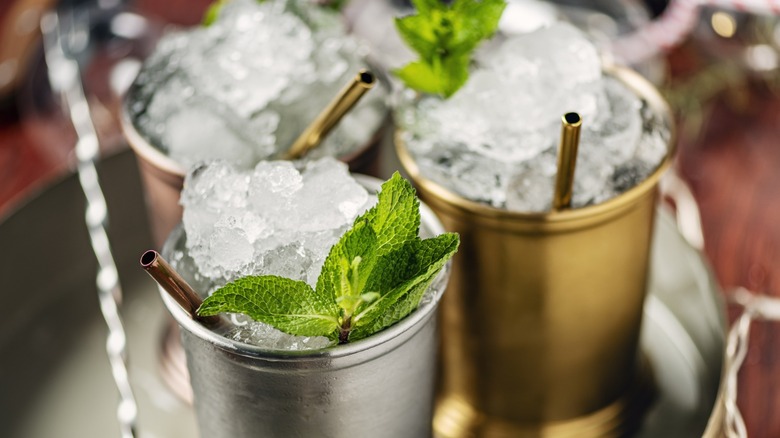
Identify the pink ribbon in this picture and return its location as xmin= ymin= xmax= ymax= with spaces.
xmin=611 ymin=0 xmax=780 ymax=64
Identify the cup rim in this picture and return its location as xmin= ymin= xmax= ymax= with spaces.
xmin=159 ymin=174 xmax=450 ymax=362
xmin=395 ymin=65 xmax=677 ymax=227
xmin=121 ymin=110 xmax=187 ymax=177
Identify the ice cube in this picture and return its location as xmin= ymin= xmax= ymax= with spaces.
xmin=203 ymin=225 xmax=256 ymax=278
xmin=582 ymin=78 xmax=643 ymax=166
xmin=228 ymin=314 xmax=331 ymax=350
xmin=506 ymin=151 xmax=558 ymax=212
xmin=181 ymin=162 xmax=249 ymax=246
xmin=260 ymin=243 xmax=313 ymax=284
xmin=609 ymin=159 xmax=654 ymax=194
xmin=287 ymin=158 xmax=369 ymax=232
xmin=248 ymin=160 xmax=304 ymax=218
xmin=165 ymin=107 xmax=257 ymax=169
xmin=417 ymin=145 xmax=514 ymax=208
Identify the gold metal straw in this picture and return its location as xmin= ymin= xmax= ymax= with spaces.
xmin=284 ymin=69 xmax=376 ymax=160
xmin=140 ymin=250 xmax=222 ymax=327
xmin=552 ymin=112 xmax=583 ymax=210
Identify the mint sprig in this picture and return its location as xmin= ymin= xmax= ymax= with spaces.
xmin=318 ymin=0 xmax=349 ymax=11
xmin=394 ymin=0 xmax=506 ymax=98
xmin=203 ymin=0 xmax=348 ymax=27
xmin=197 ymin=173 xmax=459 ymax=344
xmin=202 ymin=0 xmax=228 ymax=26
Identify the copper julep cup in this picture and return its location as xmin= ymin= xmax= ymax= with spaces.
xmin=396 ymin=66 xmax=676 ymax=437
xmin=120 ymin=107 xmax=388 ymax=248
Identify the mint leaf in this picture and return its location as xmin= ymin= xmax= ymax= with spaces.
xmin=202 ymin=0 xmax=227 ymax=27
xmin=394 ymin=16 xmax=438 ymax=61
xmin=198 ymin=276 xmax=340 ymax=338
xmin=316 ymin=218 xmax=379 ymax=311
xmin=363 ymin=243 xmax=417 ymax=295
xmin=394 ymin=57 xmax=468 ymax=98
xmin=394 ymin=62 xmax=445 ymax=96
xmin=351 ymin=232 xmax=459 ymax=340
xmin=361 ymin=172 xmax=420 ymax=255
xmin=394 ymin=0 xmax=506 ymax=98
xmin=319 ymin=0 xmax=349 ymax=11
xmin=454 ymin=0 xmax=506 ymax=46
xmin=410 ymin=0 xmax=441 ymax=16
xmin=197 ymin=174 xmax=460 ymax=345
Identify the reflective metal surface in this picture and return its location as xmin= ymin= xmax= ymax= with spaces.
xmin=0 ymin=150 xmax=196 ymax=438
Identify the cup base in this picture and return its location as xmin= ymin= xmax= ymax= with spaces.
xmin=433 ymin=356 xmax=656 ymax=438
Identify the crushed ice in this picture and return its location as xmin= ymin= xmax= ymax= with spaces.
xmin=176 ymin=158 xmax=376 ymax=350
xmin=128 ymin=0 xmax=387 ymax=170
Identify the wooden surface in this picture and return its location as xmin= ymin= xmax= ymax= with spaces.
xmin=670 ymin=47 xmax=780 ymax=436
xmin=0 ymin=1 xmax=779 ymax=437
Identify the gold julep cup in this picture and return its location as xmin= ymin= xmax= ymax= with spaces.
xmin=396 ymin=66 xmax=675 ymax=437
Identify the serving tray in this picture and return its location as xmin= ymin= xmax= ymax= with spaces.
xmin=0 ymin=150 xmax=724 ymax=437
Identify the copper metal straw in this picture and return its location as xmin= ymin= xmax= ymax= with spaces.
xmin=140 ymin=250 xmax=221 ymax=327
xmin=552 ymin=112 xmax=583 ymax=210
xmin=284 ymin=69 xmax=376 ymax=160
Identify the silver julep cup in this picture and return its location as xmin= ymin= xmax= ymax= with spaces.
xmin=159 ymin=176 xmax=450 ymax=438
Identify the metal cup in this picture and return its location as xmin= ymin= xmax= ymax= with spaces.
xmin=121 ymin=106 xmax=388 ymax=248
xmin=159 ymin=175 xmax=450 ymax=438
xmin=396 ymin=66 xmax=676 ymax=437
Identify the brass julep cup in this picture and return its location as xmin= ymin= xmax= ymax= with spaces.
xmin=396 ymin=66 xmax=676 ymax=437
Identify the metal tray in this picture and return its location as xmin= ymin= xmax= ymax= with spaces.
xmin=0 ymin=150 xmax=724 ymax=437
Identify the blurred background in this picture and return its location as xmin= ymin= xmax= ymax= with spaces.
xmin=0 ymin=0 xmax=779 ymax=436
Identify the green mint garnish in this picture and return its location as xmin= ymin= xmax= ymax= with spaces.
xmin=202 ymin=0 xmax=228 ymax=26
xmin=394 ymin=0 xmax=506 ymax=98
xmin=319 ymin=0 xmax=349 ymax=11
xmin=197 ymin=173 xmax=460 ymax=344
xmin=203 ymin=0 xmax=346 ymax=26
